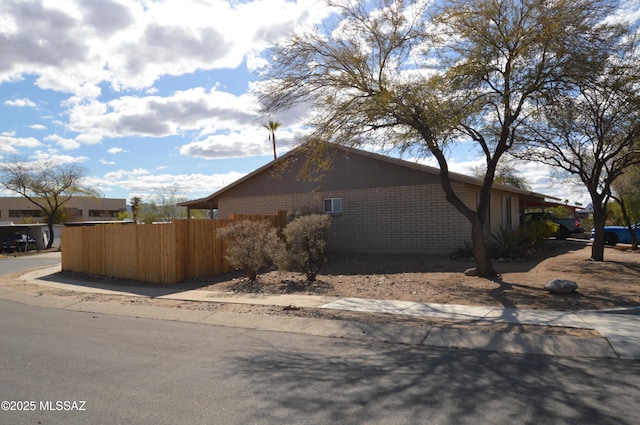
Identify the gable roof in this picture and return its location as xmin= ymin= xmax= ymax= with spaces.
xmin=179 ymin=143 xmax=557 ymax=209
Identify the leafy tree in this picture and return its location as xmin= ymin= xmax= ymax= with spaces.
xmin=517 ymin=29 xmax=640 ymax=261
xmin=522 ymin=219 xmax=559 ymax=248
xmin=217 ymin=220 xmax=284 ymax=281
xmin=264 ymin=120 xmax=281 ymax=160
xmin=546 ymin=206 xmax=571 ymax=219
xmin=117 ymin=210 xmax=132 ymax=221
xmin=258 ymin=0 xmax=616 ymax=277
xmin=54 ymin=205 xmax=82 ymax=223
xmin=0 ymin=160 xmax=96 ymax=248
xmin=139 ymin=202 xmax=157 ymax=224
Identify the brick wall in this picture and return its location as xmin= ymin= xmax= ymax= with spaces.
xmin=217 ymin=181 xmax=504 ymax=255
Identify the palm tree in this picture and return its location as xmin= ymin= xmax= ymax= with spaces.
xmin=263 ymin=120 xmax=280 ymax=160
xmin=130 ymin=196 xmax=142 ymax=223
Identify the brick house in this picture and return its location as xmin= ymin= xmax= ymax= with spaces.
xmin=180 ymin=144 xmax=554 ymax=255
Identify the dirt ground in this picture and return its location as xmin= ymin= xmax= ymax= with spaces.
xmin=200 ymin=241 xmax=640 ymax=311
xmin=2 ymin=241 xmax=638 ymax=336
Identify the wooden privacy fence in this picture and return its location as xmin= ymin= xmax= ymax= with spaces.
xmin=61 ymin=212 xmax=288 ymax=284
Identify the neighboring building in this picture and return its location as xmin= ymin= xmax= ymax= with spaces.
xmin=180 ymin=144 xmax=557 ymax=255
xmin=0 ymin=196 xmax=127 ymax=224
xmin=0 ymin=197 xmax=126 ymax=251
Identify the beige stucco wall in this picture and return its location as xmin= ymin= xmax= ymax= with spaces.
xmin=0 ymin=197 xmax=126 ymax=223
xmin=217 ymin=181 xmax=518 ymax=255
xmin=489 ymin=190 xmax=521 ymax=230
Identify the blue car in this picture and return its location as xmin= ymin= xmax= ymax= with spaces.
xmin=591 ymin=223 xmax=640 ymax=245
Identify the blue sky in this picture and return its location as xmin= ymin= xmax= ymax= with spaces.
xmin=1 ymin=0 xmax=638 ymax=207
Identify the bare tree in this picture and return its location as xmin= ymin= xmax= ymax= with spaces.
xmin=0 ymin=160 xmax=97 ymax=248
xmin=258 ymin=0 xmax=618 ymax=277
xmin=139 ymin=187 xmax=188 ymax=224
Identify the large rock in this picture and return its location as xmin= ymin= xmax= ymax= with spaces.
xmin=544 ymin=279 xmax=578 ymax=294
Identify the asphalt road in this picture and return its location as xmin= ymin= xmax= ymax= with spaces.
xmin=1 ymin=300 xmax=639 ymax=425
xmin=0 ymin=252 xmax=61 ymax=276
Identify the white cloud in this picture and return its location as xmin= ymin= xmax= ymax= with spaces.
xmin=44 ymin=134 xmax=80 ymax=150
xmin=0 ymin=0 xmax=330 ymax=167
xmin=29 ymin=150 xmax=88 ymax=165
xmin=66 ymin=87 xmax=260 ymax=143
xmin=0 ymin=135 xmax=42 ymax=153
xmin=515 ymin=160 xmax=590 ymax=206
xmin=104 ymin=168 xmax=150 ymax=180
xmin=89 ymin=168 xmax=247 ymax=199
xmin=4 ymin=97 xmax=36 ymax=107
xmin=181 ymin=130 xmax=272 ymax=160
xmin=0 ymin=0 xmax=331 ymax=95
xmin=0 ymin=150 xmax=89 ymax=175
xmin=107 ymin=147 xmax=125 ymax=154
xmin=180 ymin=124 xmax=302 ymax=159
xmin=0 ymin=1 xmax=92 ymax=91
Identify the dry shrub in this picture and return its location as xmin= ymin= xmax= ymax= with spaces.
xmin=217 ymin=220 xmax=284 ymax=281
xmin=278 ymin=214 xmax=331 ymax=281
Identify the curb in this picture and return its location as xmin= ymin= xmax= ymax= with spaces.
xmin=0 ymin=282 xmax=621 ymax=359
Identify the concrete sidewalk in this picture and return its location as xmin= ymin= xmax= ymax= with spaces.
xmin=4 ymin=264 xmax=640 ymax=360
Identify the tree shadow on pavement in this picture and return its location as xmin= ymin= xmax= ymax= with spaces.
xmin=224 ymin=339 xmax=640 ymax=425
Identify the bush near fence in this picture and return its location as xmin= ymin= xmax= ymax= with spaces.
xmin=61 ymin=211 xmax=287 ymax=284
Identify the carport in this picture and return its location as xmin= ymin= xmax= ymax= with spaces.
xmin=0 ymin=222 xmax=52 ymax=252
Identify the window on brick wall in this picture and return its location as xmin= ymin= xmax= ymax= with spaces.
xmin=323 ymin=198 xmax=342 ymax=214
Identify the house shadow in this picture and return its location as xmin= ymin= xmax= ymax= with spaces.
xmin=32 ymin=269 xmax=226 ymax=298
xmin=322 ymin=239 xmax=589 ymax=276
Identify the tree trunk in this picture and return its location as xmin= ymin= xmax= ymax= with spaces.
xmin=471 ymin=218 xmax=498 ymax=277
xmin=591 ymin=204 xmax=607 ymax=261
xmin=617 ymin=198 xmax=638 ymax=250
xmin=46 ymin=215 xmax=55 ymax=250
xmin=271 ymin=134 xmax=277 ymax=160
xmin=414 ymin=122 xmax=501 ymax=278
